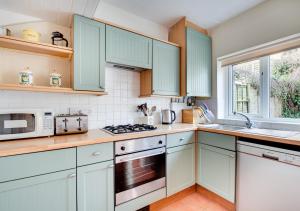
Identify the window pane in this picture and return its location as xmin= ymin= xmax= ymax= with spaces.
xmin=232 ymin=60 xmax=260 ymax=114
xmin=270 ymin=48 xmax=300 ymax=118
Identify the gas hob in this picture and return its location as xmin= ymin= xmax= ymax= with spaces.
xmin=103 ymin=124 xmax=157 ymax=135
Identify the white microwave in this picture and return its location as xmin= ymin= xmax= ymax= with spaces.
xmin=0 ymin=109 xmax=54 ymax=141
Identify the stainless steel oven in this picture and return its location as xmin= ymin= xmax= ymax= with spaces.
xmin=114 ymin=135 xmax=166 ymax=205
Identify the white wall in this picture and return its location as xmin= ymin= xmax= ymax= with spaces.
xmin=0 ymin=67 xmax=171 ymax=129
xmin=93 ymin=1 xmax=168 ymax=40
xmin=208 ymin=0 xmax=300 ymax=115
xmin=0 ymin=9 xmax=41 ymax=26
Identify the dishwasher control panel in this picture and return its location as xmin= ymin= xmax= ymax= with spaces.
xmin=238 ymin=141 xmax=300 ymax=166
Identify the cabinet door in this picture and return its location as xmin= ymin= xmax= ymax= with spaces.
xmin=186 ymin=27 xmax=212 ymax=97
xmin=153 ymin=40 xmax=180 ymax=96
xmin=197 ymin=144 xmax=235 ymax=202
xmin=106 ymin=25 xmax=152 ymax=69
xmin=167 ymin=144 xmax=195 ymax=196
xmin=73 ymin=15 xmax=105 ymax=91
xmin=0 ymin=169 xmax=76 ymax=211
xmin=77 ymin=160 xmax=114 ymax=211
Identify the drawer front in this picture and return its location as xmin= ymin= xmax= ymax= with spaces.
xmin=167 ymin=131 xmax=195 ymax=148
xmin=198 ymin=131 xmax=236 ymax=151
xmin=77 ymin=142 xmax=113 ymax=166
xmin=0 ymin=148 xmax=76 ymax=183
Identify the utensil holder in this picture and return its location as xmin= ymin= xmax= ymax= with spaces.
xmin=138 ymin=116 xmax=154 ymax=125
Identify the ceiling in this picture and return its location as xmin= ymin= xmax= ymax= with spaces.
xmin=101 ymin=0 xmax=266 ymax=29
xmin=0 ymin=0 xmax=100 ymax=26
xmin=0 ymin=0 xmax=266 ymax=28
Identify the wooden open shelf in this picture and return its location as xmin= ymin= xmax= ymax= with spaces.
xmin=0 ymin=36 xmax=73 ymax=58
xmin=0 ymin=84 xmax=107 ymax=96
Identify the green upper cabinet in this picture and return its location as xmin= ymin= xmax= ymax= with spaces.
xmin=73 ymin=15 xmax=105 ymax=91
xmin=77 ymin=160 xmax=114 ymax=211
xmin=152 ymin=40 xmax=180 ymax=96
xmin=186 ymin=27 xmax=212 ymax=97
xmin=0 ymin=169 xmax=76 ymax=211
xmin=106 ymin=25 xmax=152 ymax=69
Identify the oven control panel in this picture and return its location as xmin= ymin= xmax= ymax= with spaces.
xmin=115 ymin=135 xmax=166 ymax=155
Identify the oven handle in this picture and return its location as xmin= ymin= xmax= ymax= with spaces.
xmin=115 ymin=147 xmax=165 ymax=163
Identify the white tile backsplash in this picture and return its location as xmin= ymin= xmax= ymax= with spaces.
xmin=0 ymin=66 xmax=172 ymax=129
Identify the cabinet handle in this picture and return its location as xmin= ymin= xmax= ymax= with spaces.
xmin=108 ymin=164 xmax=114 ymax=168
xmin=92 ymin=151 xmax=101 ymax=156
xmin=68 ymin=173 xmax=76 ymax=178
xmin=179 ymin=138 xmax=185 ymax=141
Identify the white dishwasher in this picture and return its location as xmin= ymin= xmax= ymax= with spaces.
xmin=237 ymin=138 xmax=300 ymax=211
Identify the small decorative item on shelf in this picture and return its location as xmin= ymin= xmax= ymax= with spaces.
xmin=50 ymin=71 xmax=62 ymax=87
xmin=22 ymin=29 xmax=41 ymax=42
xmin=51 ymin=31 xmax=68 ymax=47
xmin=19 ymin=67 xmax=33 ymax=85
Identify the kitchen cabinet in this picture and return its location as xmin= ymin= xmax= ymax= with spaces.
xmin=73 ymin=15 xmax=106 ymax=91
xmin=167 ymin=144 xmax=195 ymax=196
xmin=0 ymin=169 xmax=76 ymax=211
xmin=167 ymin=131 xmax=195 ymax=148
xmin=186 ymin=27 xmax=212 ymax=97
xmin=197 ymin=132 xmax=236 ymax=203
xmin=77 ymin=142 xmax=114 ymax=166
xmin=77 ymin=160 xmax=114 ymax=211
xmin=169 ymin=17 xmax=212 ymax=97
xmin=152 ymin=40 xmax=180 ymax=96
xmin=106 ymin=25 xmax=152 ymax=69
xmin=0 ymin=148 xmax=76 ymax=183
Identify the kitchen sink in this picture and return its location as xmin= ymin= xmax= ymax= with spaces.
xmin=201 ymin=124 xmax=299 ymax=138
xmin=201 ymin=124 xmax=246 ymax=131
xmin=237 ymin=128 xmax=299 ymax=138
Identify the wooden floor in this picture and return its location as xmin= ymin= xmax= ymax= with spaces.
xmin=156 ymin=192 xmax=229 ymax=211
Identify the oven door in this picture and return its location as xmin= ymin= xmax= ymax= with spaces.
xmin=115 ymin=147 xmax=166 ymax=205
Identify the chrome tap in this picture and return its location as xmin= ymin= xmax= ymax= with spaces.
xmin=233 ymin=112 xmax=253 ymax=129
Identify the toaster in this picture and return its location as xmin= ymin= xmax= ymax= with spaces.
xmin=55 ymin=114 xmax=88 ymax=135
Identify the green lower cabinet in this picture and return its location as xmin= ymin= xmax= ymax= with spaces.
xmin=197 ymin=144 xmax=235 ymax=202
xmin=167 ymin=144 xmax=195 ymax=196
xmin=77 ymin=160 xmax=114 ymax=211
xmin=152 ymin=40 xmax=180 ymax=96
xmin=0 ymin=169 xmax=76 ymax=211
xmin=73 ymin=15 xmax=106 ymax=91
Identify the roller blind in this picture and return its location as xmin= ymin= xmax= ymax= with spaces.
xmin=219 ymin=33 xmax=300 ymax=66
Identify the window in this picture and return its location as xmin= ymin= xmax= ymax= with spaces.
xmin=226 ymin=47 xmax=300 ymax=121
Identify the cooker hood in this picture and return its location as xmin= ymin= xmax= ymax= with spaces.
xmin=106 ymin=63 xmax=146 ymax=72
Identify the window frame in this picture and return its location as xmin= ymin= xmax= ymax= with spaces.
xmin=225 ymin=54 xmax=300 ymax=123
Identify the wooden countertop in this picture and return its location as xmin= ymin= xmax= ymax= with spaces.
xmin=2 ymin=123 xmax=300 ymax=157
xmin=0 ymin=123 xmax=197 ymax=157
xmin=197 ymin=125 xmax=300 ymax=147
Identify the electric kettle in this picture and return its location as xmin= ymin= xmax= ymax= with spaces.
xmin=161 ymin=109 xmax=176 ymax=124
